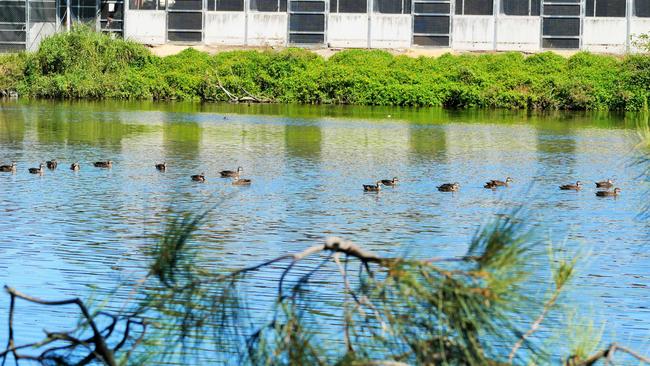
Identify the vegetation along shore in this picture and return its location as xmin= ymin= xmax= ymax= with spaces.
xmin=1 ymin=27 xmax=650 ymax=111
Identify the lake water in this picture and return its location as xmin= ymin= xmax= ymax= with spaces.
xmin=0 ymin=101 xmax=648 ymax=363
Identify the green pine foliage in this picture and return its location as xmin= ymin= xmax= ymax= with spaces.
xmin=3 ymin=26 xmax=650 ymax=111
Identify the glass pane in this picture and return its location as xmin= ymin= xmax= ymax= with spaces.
xmin=595 ymin=0 xmax=626 ymax=17
xmin=129 ymin=0 xmax=160 ymax=9
xmin=544 ymin=4 xmax=580 ymax=15
xmin=375 ymin=0 xmax=403 ymax=13
xmin=463 ymin=0 xmax=493 ymax=14
xmin=168 ymin=12 xmax=202 ymax=30
xmin=168 ymin=0 xmax=202 ymax=10
xmin=30 ymin=1 xmax=57 ymax=22
xmin=168 ymin=31 xmax=202 ymax=41
xmin=0 ymin=30 xmax=26 ymax=42
xmin=291 ymin=1 xmax=325 ymax=12
xmin=414 ymin=15 xmax=449 ymax=34
xmin=338 ymin=0 xmax=366 ymax=13
xmin=0 ymin=2 xmax=26 ymax=22
xmin=636 ymin=0 xmax=650 ymax=17
xmin=289 ymin=33 xmax=324 ymax=43
xmin=250 ymin=0 xmax=280 ymax=11
xmin=543 ymin=17 xmax=580 ymax=36
xmin=289 ymin=13 xmax=324 ymax=31
xmin=414 ymin=2 xmax=450 ymax=13
xmin=207 ymin=0 xmax=244 ymax=10
xmin=502 ymin=0 xmax=529 ymax=15
xmin=413 ymin=35 xmax=449 ymax=46
xmin=542 ymin=38 xmax=579 ymax=49
xmin=531 ymin=0 xmax=539 ymax=15
xmin=586 ymin=0 xmax=595 ymax=16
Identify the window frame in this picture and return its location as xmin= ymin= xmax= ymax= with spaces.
xmin=501 ymin=0 xmax=540 ymax=16
xmin=455 ymin=0 xmax=494 ymax=15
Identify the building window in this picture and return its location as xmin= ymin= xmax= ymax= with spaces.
xmin=586 ymin=0 xmax=626 ymax=17
xmin=374 ymin=0 xmax=410 ymax=14
xmin=502 ymin=0 xmax=540 ymax=15
xmin=635 ymin=0 xmax=650 ymax=17
xmin=207 ymin=0 xmax=244 ymax=10
xmin=331 ymin=0 xmax=367 ymax=13
xmin=129 ymin=0 xmax=165 ymax=10
xmin=455 ymin=0 xmax=493 ymax=15
xmin=250 ymin=0 xmax=287 ymax=11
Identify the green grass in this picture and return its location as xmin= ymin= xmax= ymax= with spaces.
xmin=2 ymin=26 xmax=650 ymax=111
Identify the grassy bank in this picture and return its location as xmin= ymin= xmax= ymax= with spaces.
xmin=2 ymin=27 xmax=650 ymax=111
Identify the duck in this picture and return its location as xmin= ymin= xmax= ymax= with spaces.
xmin=595 ymin=179 xmax=614 ymax=189
xmin=0 ymin=162 xmax=16 ymax=172
xmin=559 ymin=181 xmax=582 ymax=190
xmin=437 ymin=182 xmax=460 ymax=192
xmin=232 ymin=177 xmax=252 ymax=186
xmin=46 ymin=160 xmax=58 ymax=170
xmin=381 ymin=177 xmax=399 ymax=186
xmin=363 ymin=181 xmax=381 ymax=192
xmin=70 ymin=162 xmax=80 ymax=171
xmin=596 ymin=187 xmax=621 ymax=197
xmin=155 ymin=162 xmax=167 ymax=171
xmin=220 ymin=167 xmax=243 ymax=178
xmin=191 ymin=173 xmax=206 ymax=182
xmin=94 ymin=161 xmax=113 ymax=168
xmin=485 ymin=177 xmax=513 ymax=188
xmin=28 ymin=163 xmax=45 ymax=174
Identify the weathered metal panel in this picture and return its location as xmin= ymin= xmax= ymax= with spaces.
xmin=247 ymin=12 xmax=287 ymax=45
xmin=370 ymin=14 xmax=411 ymax=48
xmin=327 ymin=13 xmax=368 ymax=47
xmin=124 ymin=10 xmax=166 ymax=44
xmin=205 ymin=12 xmax=246 ymax=44
xmin=583 ymin=18 xmax=626 ymax=53
xmin=496 ymin=16 xmax=540 ymax=51
xmin=452 ymin=15 xmax=493 ymax=50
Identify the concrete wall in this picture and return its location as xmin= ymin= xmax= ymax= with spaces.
xmin=328 ymin=14 xmax=368 ymax=48
xmin=205 ymin=12 xmax=246 ymax=45
xmin=630 ymin=18 xmax=650 ymax=52
xmin=248 ymin=12 xmax=287 ymax=46
xmin=452 ymin=16 xmax=494 ymax=51
xmin=496 ymin=16 xmax=540 ymax=52
xmin=370 ymin=14 xmax=410 ymax=48
xmin=27 ymin=22 xmax=57 ymax=52
xmin=124 ymin=10 xmax=166 ymax=44
xmin=583 ymin=18 xmax=627 ymax=53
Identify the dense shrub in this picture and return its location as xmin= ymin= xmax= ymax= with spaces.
xmin=3 ymin=26 xmax=650 ymax=111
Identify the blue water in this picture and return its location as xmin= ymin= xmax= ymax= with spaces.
xmin=0 ymin=101 xmax=648 ymax=363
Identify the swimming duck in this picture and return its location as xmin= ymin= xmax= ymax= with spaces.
xmin=46 ymin=160 xmax=58 ymax=170
xmin=596 ymin=187 xmax=621 ymax=197
xmin=559 ymin=181 xmax=582 ymax=190
xmin=595 ymin=179 xmax=614 ymax=189
xmin=94 ymin=161 xmax=113 ymax=168
xmin=485 ymin=177 xmax=513 ymax=188
xmin=191 ymin=173 xmax=206 ymax=182
xmin=437 ymin=182 xmax=460 ymax=192
xmin=29 ymin=163 xmax=45 ymax=174
xmin=70 ymin=162 xmax=80 ymax=171
xmin=0 ymin=162 xmax=16 ymax=172
xmin=363 ymin=181 xmax=381 ymax=192
xmin=232 ymin=177 xmax=252 ymax=186
xmin=220 ymin=167 xmax=243 ymax=178
xmin=155 ymin=162 xmax=167 ymax=171
xmin=381 ymin=177 xmax=399 ymax=186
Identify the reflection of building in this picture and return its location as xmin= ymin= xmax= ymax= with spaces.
xmin=1 ymin=0 xmax=650 ymax=53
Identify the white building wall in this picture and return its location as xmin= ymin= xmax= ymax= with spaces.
xmin=370 ymin=14 xmax=411 ymax=48
xmin=452 ymin=16 xmax=494 ymax=51
xmin=327 ymin=14 xmax=368 ymax=48
xmin=496 ymin=16 xmax=540 ymax=52
xmin=630 ymin=18 xmax=650 ymax=53
xmin=247 ymin=13 xmax=287 ymax=46
xmin=124 ymin=10 xmax=166 ymax=45
xmin=583 ymin=18 xmax=627 ymax=53
xmin=27 ymin=22 xmax=57 ymax=52
xmin=205 ymin=12 xmax=246 ymax=45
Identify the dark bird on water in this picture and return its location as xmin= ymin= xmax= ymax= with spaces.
xmin=363 ymin=181 xmax=381 ymax=192
xmin=0 ymin=162 xmax=16 ymax=172
xmin=70 ymin=162 xmax=80 ymax=171
xmin=484 ymin=177 xmax=513 ymax=188
xmin=596 ymin=188 xmax=621 ymax=197
xmin=232 ymin=178 xmax=252 ymax=186
xmin=559 ymin=181 xmax=582 ymax=190
xmin=437 ymin=182 xmax=460 ymax=192
xmin=155 ymin=162 xmax=167 ymax=171
xmin=46 ymin=160 xmax=58 ymax=170
xmin=220 ymin=167 xmax=243 ymax=178
xmin=191 ymin=173 xmax=206 ymax=182
xmin=381 ymin=177 xmax=399 ymax=186
xmin=595 ymin=179 xmax=614 ymax=189
xmin=94 ymin=161 xmax=113 ymax=168
xmin=29 ymin=163 xmax=45 ymax=174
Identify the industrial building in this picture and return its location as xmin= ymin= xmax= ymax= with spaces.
xmin=1 ymin=0 xmax=650 ymax=53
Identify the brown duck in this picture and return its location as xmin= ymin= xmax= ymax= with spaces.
xmin=437 ymin=182 xmax=459 ymax=192
xmin=232 ymin=177 xmax=252 ymax=186
xmin=363 ymin=181 xmax=381 ymax=192
xmin=381 ymin=177 xmax=399 ymax=186
xmin=596 ymin=188 xmax=621 ymax=197
xmin=595 ymin=179 xmax=614 ymax=189
xmin=155 ymin=162 xmax=167 ymax=171
xmin=220 ymin=167 xmax=243 ymax=178
xmin=70 ymin=162 xmax=80 ymax=171
xmin=0 ymin=162 xmax=16 ymax=172
xmin=29 ymin=163 xmax=45 ymax=174
xmin=46 ymin=160 xmax=58 ymax=170
xmin=484 ymin=177 xmax=513 ymax=188
xmin=191 ymin=173 xmax=206 ymax=182
xmin=559 ymin=181 xmax=582 ymax=191
xmin=94 ymin=161 xmax=113 ymax=168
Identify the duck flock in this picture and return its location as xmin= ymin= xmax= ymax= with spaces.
xmin=0 ymin=160 xmax=621 ymax=197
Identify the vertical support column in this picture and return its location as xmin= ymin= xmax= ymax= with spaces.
xmin=244 ymin=0 xmax=249 ymax=46
xmin=367 ymin=0 xmax=372 ymax=48
xmin=626 ymin=0 xmax=632 ymax=52
xmin=66 ymin=0 xmax=71 ymax=30
xmin=492 ymin=0 xmax=498 ymax=50
xmin=25 ymin=0 xmax=30 ymax=51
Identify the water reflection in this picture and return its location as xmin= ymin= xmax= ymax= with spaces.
xmin=0 ymin=100 xmax=647 ymax=363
